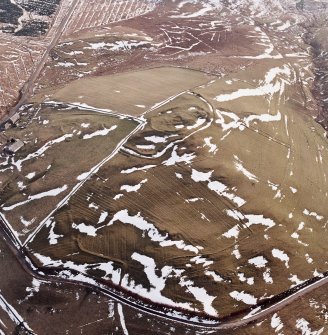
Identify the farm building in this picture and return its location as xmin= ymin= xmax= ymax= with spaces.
xmin=1 ymin=113 xmax=20 ymax=130
xmin=4 ymin=138 xmax=24 ymax=154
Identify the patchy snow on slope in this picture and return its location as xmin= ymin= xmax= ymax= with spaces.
xmin=205 ymin=270 xmax=224 ymax=282
xmin=271 ymin=313 xmax=284 ymax=333
xmin=95 ymin=262 xmax=121 ymax=285
xmin=190 ymin=255 xmax=213 ymax=267
xmin=232 ymin=245 xmax=241 ymax=259
xmin=234 ymin=156 xmax=259 ymax=182
xmin=179 ymin=276 xmax=218 ymax=316
xmin=238 ymin=272 xmax=254 ymax=285
xmin=295 ymin=318 xmax=324 ymax=335
xmin=113 ymin=194 xmax=124 ymax=200
xmin=163 ymin=146 xmax=196 ymax=166
xmin=170 ymin=0 xmax=222 ymax=19
xmin=215 ymin=65 xmax=290 ymax=103
xmin=289 ymin=274 xmax=304 ymax=287
xmin=223 ymin=225 xmax=240 ymax=239
xmin=203 ymin=137 xmax=218 ymax=154
xmin=120 ymin=179 xmax=148 ymax=193
xmin=83 ymin=125 xmax=117 ymax=140
xmin=23 ymin=278 xmax=41 ymax=301
xmin=215 ymin=83 xmax=280 ymax=101
xmin=2 ymin=185 xmax=68 ymax=211
xmin=208 ymin=181 xmax=246 ymax=207
xmin=108 ymin=210 xmax=199 ymax=254
xmin=123 ymin=252 xmax=218 ymax=315
xmin=191 ymin=169 xmax=213 ymax=182
xmin=229 ymin=291 xmax=257 ymax=305
xmin=25 ymin=172 xmax=36 ymax=179
xmin=305 ymin=254 xmax=313 ymax=264
xmin=244 ymin=214 xmax=276 ymax=229
xmin=231 ymin=0 xmax=285 ymax=17
xmin=130 ymin=252 xmax=176 ymax=305
xmin=85 ymin=40 xmax=151 ymax=52
xmin=263 ymin=268 xmax=273 ymax=284
xmin=276 ymin=20 xmax=291 ymax=31
xmin=136 ymin=144 xmax=156 ymax=150
xmin=47 ymin=218 xmax=63 ymax=245
xmin=290 ymin=186 xmax=298 ymax=193
xmin=72 ymin=223 xmax=97 ymax=236
xmin=145 ymin=135 xmax=169 ymax=143
xmin=121 ymin=165 xmax=156 ymax=174
xmin=303 ymin=209 xmax=324 ymax=221
xmin=248 ymin=256 xmax=268 ymax=268
xmin=98 ymin=211 xmax=108 ymax=224
xmin=20 ymin=216 xmax=35 ymax=227
xmin=186 ymin=118 xmax=207 ymax=130
xmin=13 ymin=134 xmax=73 ymax=171
xmin=17 ymin=181 xmax=25 ymax=191
xmin=272 ymin=248 xmax=289 ymax=268
xmin=33 ymin=253 xmax=121 ymax=286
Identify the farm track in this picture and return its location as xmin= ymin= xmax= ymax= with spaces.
xmin=0 ymin=292 xmax=35 ymax=335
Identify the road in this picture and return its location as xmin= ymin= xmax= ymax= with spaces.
xmin=3 ymin=0 xmax=80 ymax=121
xmin=0 ymin=292 xmax=35 ymax=334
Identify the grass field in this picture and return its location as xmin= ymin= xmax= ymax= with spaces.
xmin=37 ymin=67 xmax=215 ymax=116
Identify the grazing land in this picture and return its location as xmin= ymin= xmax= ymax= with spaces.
xmin=35 ymin=67 xmax=215 ymax=115
xmin=27 ymin=60 xmax=328 ymax=320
